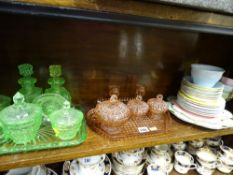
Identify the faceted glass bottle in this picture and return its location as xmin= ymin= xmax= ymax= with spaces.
xmin=45 ymin=65 xmax=71 ymax=102
xmin=18 ymin=64 xmax=42 ymax=103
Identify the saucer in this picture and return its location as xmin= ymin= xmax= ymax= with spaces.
xmin=69 ymin=155 xmax=111 ymax=175
xmin=168 ymin=102 xmax=233 ymax=130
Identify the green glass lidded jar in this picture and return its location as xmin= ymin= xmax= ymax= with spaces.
xmin=49 ymin=101 xmax=84 ymax=140
xmin=0 ymin=92 xmax=42 ymax=144
xmin=18 ymin=63 xmax=42 ymax=103
xmin=45 ymin=65 xmax=71 ymax=102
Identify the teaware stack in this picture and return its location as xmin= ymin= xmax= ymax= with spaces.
xmin=174 ymin=150 xmax=196 ymax=174
xmin=195 ymin=147 xmax=217 ymax=175
xmin=146 ymin=144 xmax=173 ymax=174
xmin=172 ymin=141 xmax=186 ymax=152
xmin=187 ymin=139 xmax=205 ymax=155
xmin=112 ymin=148 xmax=145 ymax=175
xmin=172 ymin=64 xmax=227 ymax=120
xmin=217 ymin=145 xmax=233 ymax=173
xmin=66 ymin=154 xmax=109 ymax=175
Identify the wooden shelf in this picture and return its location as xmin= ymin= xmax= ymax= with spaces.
xmin=170 ymin=170 xmax=232 ymax=175
xmin=0 ymin=0 xmax=233 ymax=35
xmin=0 ymin=115 xmax=233 ymax=171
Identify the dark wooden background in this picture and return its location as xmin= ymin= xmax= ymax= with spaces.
xmin=0 ymin=13 xmax=232 ymax=107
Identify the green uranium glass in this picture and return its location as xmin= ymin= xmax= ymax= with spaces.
xmin=49 ymin=101 xmax=84 ymax=140
xmin=0 ymin=92 xmax=42 ymax=144
xmin=45 ymin=65 xmax=71 ymax=101
xmin=0 ymin=119 xmax=87 ymax=155
xmin=18 ymin=64 xmax=42 ymax=103
xmin=0 ymin=95 xmax=11 ymax=111
xmin=0 ymin=95 xmax=11 ymax=143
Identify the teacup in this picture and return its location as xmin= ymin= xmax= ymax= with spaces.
xmin=172 ymin=142 xmax=186 ymax=151
xmin=187 ymin=144 xmax=198 ymax=155
xmin=112 ymin=155 xmax=145 ymax=175
xmin=220 ymin=145 xmax=233 ymax=161
xmin=189 ymin=139 xmax=204 ymax=148
xmin=196 ymin=161 xmax=215 ymax=175
xmin=196 ymin=147 xmax=217 ymax=163
xmin=218 ymin=151 xmax=233 ymax=166
xmin=147 ymin=164 xmax=168 ymax=175
xmin=174 ymin=151 xmax=196 ymax=174
xmin=114 ymin=148 xmax=144 ymax=166
xmin=77 ymin=154 xmax=105 ymax=167
xmin=30 ymin=166 xmax=47 ymax=175
xmin=79 ymin=161 xmax=105 ymax=175
xmin=206 ymin=137 xmax=223 ymax=147
xmin=217 ymin=159 xmax=233 ymax=174
xmin=148 ymin=151 xmax=171 ymax=169
xmin=196 ymin=157 xmax=217 ymax=169
xmin=152 ymin=144 xmax=173 ymax=157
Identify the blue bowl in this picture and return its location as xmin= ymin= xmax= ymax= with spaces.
xmin=191 ymin=64 xmax=225 ymax=88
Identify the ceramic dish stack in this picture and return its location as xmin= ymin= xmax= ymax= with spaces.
xmin=168 ymin=64 xmax=233 ymax=130
xmin=177 ymin=76 xmax=225 ymax=118
xmin=112 ymin=148 xmax=145 ymax=175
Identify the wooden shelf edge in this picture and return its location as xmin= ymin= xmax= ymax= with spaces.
xmin=0 ymin=115 xmax=233 ymax=171
xmin=0 ymin=0 xmax=233 ymax=35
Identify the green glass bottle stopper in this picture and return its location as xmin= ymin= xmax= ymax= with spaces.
xmin=49 ymin=65 xmax=62 ymax=78
xmin=18 ymin=64 xmax=33 ymax=77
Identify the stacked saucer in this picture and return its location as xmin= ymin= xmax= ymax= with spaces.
xmin=67 ymin=154 xmax=111 ymax=175
xmin=177 ymin=76 xmax=225 ymax=118
xmin=112 ymin=148 xmax=145 ymax=175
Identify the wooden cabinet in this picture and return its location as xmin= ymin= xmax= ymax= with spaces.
xmin=0 ymin=0 xmax=232 ymax=173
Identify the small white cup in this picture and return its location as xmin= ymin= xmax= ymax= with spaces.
xmin=220 ymin=145 xmax=233 ymax=161
xmin=172 ymin=142 xmax=186 ymax=151
xmin=206 ymin=137 xmax=223 ymax=147
xmin=189 ymin=139 xmax=204 ymax=148
xmin=152 ymin=144 xmax=173 ymax=157
xmin=196 ymin=161 xmax=215 ymax=175
xmin=77 ymin=154 xmax=105 ymax=167
xmin=30 ymin=166 xmax=47 ymax=175
xmin=218 ymin=151 xmax=233 ymax=166
xmin=148 ymin=151 xmax=171 ymax=170
xmin=196 ymin=147 xmax=217 ymax=163
xmin=147 ymin=164 xmax=168 ymax=175
xmin=196 ymin=157 xmax=217 ymax=169
xmin=174 ymin=151 xmax=196 ymax=174
xmin=79 ymin=161 xmax=105 ymax=175
xmin=217 ymin=159 xmax=233 ymax=174
xmin=115 ymin=148 xmax=144 ymax=166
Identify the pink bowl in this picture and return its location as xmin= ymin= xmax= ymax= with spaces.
xmin=221 ymin=76 xmax=233 ymax=87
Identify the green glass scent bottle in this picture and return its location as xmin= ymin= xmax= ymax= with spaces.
xmin=45 ymin=65 xmax=71 ymax=101
xmin=0 ymin=92 xmax=42 ymax=144
xmin=18 ymin=63 xmax=42 ymax=103
xmin=49 ymin=101 xmax=84 ymax=140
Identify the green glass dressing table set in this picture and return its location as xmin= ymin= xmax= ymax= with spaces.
xmin=0 ymin=64 xmax=87 ymax=155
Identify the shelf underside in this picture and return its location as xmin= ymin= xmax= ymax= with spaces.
xmin=0 ymin=0 xmax=233 ymax=35
xmin=0 ymin=114 xmax=233 ymax=171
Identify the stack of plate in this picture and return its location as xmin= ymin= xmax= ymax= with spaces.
xmin=177 ymin=76 xmax=225 ymax=118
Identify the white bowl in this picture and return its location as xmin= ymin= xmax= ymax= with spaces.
xmin=191 ymin=64 xmax=225 ymax=88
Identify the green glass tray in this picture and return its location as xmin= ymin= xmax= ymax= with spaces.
xmin=0 ymin=119 xmax=87 ymax=155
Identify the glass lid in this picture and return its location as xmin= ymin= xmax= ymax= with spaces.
xmin=49 ymin=101 xmax=84 ymax=127
xmin=0 ymin=92 xmax=42 ymax=125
